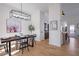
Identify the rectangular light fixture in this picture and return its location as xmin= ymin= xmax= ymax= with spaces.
xmin=9 ymin=10 xmax=31 ymax=20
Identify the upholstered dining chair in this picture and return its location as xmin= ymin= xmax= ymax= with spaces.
xmin=19 ymin=36 xmax=29 ymax=54
xmin=28 ymin=34 xmax=37 ymax=46
xmin=15 ymin=35 xmax=21 ymax=50
xmin=0 ymin=38 xmax=6 ymax=53
xmin=15 ymin=35 xmax=29 ymax=54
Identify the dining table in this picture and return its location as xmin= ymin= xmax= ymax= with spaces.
xmin=1 ymin=34 xmax=36 ymax=56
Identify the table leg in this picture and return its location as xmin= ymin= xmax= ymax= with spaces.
xmin=5 ymin=42 xmax=8 ymax=53
xmin=9 ymin=41 xmax=11 ymax=56
xmin=32 ymin=37 xmax=34 ymax=47
xmin=27 ymin=38 xmax=28 ymax=47
xmin=27 ymin=38 xmax=29 ymax=51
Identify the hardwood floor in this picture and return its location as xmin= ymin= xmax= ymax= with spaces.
xmin=15 ymin=37 xmax=79 ymax=56
xmin=0 ymin=37 xmax=79 ymax=56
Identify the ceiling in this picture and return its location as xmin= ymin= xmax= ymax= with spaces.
xmin=61 ymin=3 xmax=79 ymax=18
xmin=6 ymin=3 xmax=50 ymax=10
xmin=7 ymin=3 xmax=79 ymax=17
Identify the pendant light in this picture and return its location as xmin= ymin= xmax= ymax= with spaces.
xmin=61 ymin=10 xmax=65 ymax=16
xmin=10 ymin=3 xmax=31 ymax=20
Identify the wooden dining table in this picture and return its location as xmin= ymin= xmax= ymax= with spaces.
xmin=1 ymin=35 xmax=36 ymax=56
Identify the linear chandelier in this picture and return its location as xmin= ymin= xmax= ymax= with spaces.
xmin=9 ymin=3 xmax=31 ymax=20
xmin=10 ymin=9 xmax=31 ymax=20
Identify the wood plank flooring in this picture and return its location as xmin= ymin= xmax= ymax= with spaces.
xmin=0 ymin=37 xmax=79 ymax=56
xmin=15 ymin=37 xmax=79 ymax=56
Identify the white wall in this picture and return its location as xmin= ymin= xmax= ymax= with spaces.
xmin=0 ymin=3 xmax=40 ymax=41
xmin=31 ymin=10 xmax=40 ymax=41
xmin=49 ymin=4 xmax=62 ymax=47
xmin=0 ymin=4 xmax=17 ymax=38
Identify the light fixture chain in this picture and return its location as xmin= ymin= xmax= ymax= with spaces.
xmin=21 ymin=3 xmax=22 ymax=16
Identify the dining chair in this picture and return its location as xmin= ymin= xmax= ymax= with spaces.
xmin=15 ymin=35 xmax=29 ymax=54
xmin=19 ymin=36 xmax=29 ymax=54
xmin=28 ymin=34 xmax=36 ymax=46
xmin=0 ymin=38 xmax=6 ymax=53
xmin=15 ymin=35 xmax=21 ymax=50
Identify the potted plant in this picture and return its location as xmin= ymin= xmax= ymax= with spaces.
xmin=28 ymin=24 xmax=35 ymax=34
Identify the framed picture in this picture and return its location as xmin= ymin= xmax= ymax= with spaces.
xmin=6 ymin=17 xmax=21 ymax=33
xmin=50 ymin=20 xmax=58 ymax=30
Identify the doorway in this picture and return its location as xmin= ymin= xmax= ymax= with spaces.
xmin=70 ymin=25 xmax=75 ymax=37
xmin=44 ymin=23 xmax=49 ymax=39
